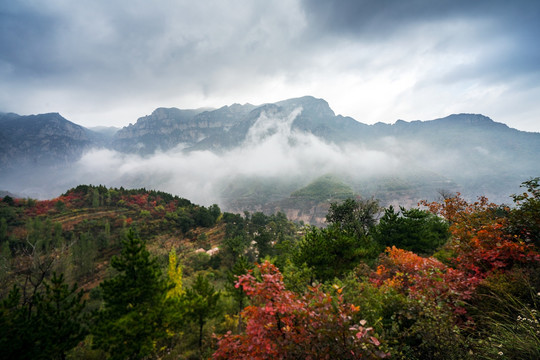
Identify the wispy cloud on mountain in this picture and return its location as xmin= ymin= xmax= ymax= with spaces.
xmin=1 ymin=102 xmax=534 ymax=207
xmin=70 ymin=108 xmax=402 ymax=205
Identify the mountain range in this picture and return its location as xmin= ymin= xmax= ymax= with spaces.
xmin=1 ymin=96 xmax=538 ymax=223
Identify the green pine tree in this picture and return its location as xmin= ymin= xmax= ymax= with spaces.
xmin=0 ymin=273 xmax=87 ymax=360
xmin=226 ymin=256 xmax=252 ymax=332
xmin=185 ymin=274 xmax=220 ymax=354
xmin=35 ymin=273 xmax=87 ymax=360
xmin=92 ymin=229 xmax=172 ymax=360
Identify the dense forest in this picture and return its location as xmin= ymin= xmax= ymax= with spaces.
xmin=0 ymin=179 xmax=539 ymax=359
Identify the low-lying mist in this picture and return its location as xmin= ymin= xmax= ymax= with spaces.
xmin=70 ymin=107 xmax=405 ymax=206
xmin=1 ymin=108 xmax=527 ymax=207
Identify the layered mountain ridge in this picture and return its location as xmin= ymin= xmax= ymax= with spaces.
xmin=1 ymin=96 xmax=538 ymax=221
xmin=3 ymin=96 xmax=535 ymax=162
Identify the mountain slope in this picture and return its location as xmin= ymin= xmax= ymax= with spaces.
xmin=112 ymin=96 xmax=371 ymax=153
xmin=0 ymin=112 xmax=105 ymax=169
xmin=1 ymin=97 xmax=538 ymax=211
xmin=111 ymin=104 xmax=256 ymax=154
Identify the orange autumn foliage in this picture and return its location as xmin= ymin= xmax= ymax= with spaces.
xmin=420 ymin=194 xmax=539 ymax=276
xmin=371 ymin=247 xmax=475 ymax=316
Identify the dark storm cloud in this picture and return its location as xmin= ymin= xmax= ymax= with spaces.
xmin=302 ymin=0 xmax=538 ymax=38
xmin=0 ymin=5 xmax=62 ymax=78
xmin=0 ymin=1 xmax=310 ymax=116
xmin=0 ymin=1 xmax=539 ymax=131
xmin=302 ymin=0 xmax=540 ymax=78
xmin=1 ymin=2 xmax=201 ymax=82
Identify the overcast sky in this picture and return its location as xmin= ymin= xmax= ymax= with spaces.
xmin=1 ymin=0 xmax=539 ymax=131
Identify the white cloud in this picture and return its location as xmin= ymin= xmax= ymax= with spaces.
xmin=69 ymin=108 xmax=406 ymax=206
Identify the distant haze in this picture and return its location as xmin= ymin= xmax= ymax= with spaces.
xmin=1 ymin=103 xmax=536 ymax=212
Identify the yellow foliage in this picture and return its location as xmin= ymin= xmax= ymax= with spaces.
xmin=167 ymin=247 xmax=183 ymax=299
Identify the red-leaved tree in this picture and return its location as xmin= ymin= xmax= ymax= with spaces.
xmin=420 ymin=194 xmax=539 ymax=276
xmin=213 ymin=261 xmax=386 ymax=360
xmin=371 ymin=246 xmax=478 ymax=317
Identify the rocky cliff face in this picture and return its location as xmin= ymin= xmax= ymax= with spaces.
xmin=110 ymin=96 xmax=363 ymax=154
xmin=112 ymin=104 xmax=256 ymax=154
xmin=0 ymin=112 xmax=103 ymax=169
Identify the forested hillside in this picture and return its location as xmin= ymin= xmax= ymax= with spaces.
xmin=1 ymin=179 xmax=539 ymax=359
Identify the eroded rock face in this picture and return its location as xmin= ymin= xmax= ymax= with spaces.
xmin=111 ymin=104 xmax=256 ymax=154
xmin=109 ymin=96 xmax=349 ymax=155
xmin=0 ymin=112 xmax=101 ymax=169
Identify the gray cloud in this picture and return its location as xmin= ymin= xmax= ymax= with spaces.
xmin=302 ymin=0 xmax=540 ymax=85
xmin=0 ymin=0 xmax=539 ymax=132
xmin=301 ymin=0 xmax=538 ymax=38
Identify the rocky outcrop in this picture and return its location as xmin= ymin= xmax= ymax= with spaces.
xmin=0 ymin=112 xmax=103 ymax=169
xmin=111 ymin=104 xmax=256 ymax=154
xmin=110 ymin=96 xmax=364 ymax=154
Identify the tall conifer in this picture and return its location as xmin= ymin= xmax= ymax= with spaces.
xmin=92 ymin=229 xmax=171 ymax=359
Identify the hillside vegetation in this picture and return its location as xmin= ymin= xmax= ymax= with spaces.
xmin=1 ymin=179 xmax=539 ymax=359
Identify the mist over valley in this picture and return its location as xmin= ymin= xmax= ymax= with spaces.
xmin=1 ymin=96 xmax=537 ymax=224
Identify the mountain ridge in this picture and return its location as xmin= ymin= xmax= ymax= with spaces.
xmin=0 ymin=112 xmax=104 ymax=169
xmin=0 ymin=97 xmax=538 ymax=217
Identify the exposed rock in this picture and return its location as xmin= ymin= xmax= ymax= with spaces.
xmin=112 ymin=104 xmax=256 ymax=154
xmin=0 ymin=112 xmax=105 ymax=169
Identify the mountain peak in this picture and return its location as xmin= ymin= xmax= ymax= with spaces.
xmin=275 ymin=96 xmax=335 ymax=116
xmin=391 ymin=113 xmax=508 ymax=130
xmin=433 ymin=113 xmax=511 ymax=130
xmin=439 ymin=113 xmax=493 ymax=123
xmin=0 ymin=112 xmax=98 ymax=169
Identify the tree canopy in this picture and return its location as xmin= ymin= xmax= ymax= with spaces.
xmin=92 ymin=230 xmax=172 ymax=360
